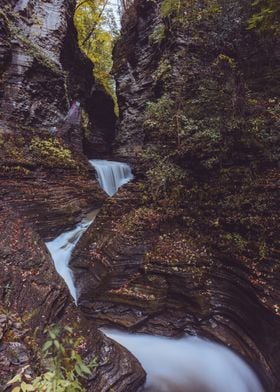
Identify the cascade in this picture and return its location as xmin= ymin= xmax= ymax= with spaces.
xmin=103 ymin=329 xmax=264 ymax=392
xmin=89 ymin=159 xmax=134 ymax=196
xmin=46 ymin=211 xmax=98 ymax=303
xmin=45 ymin=167 xmax=264 ymax=392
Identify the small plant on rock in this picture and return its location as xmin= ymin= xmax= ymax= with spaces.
xmin=7 ymin=325 xmax=96 ymax=392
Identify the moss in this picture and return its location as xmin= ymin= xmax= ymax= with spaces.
xmin=153 ymin=58 xmax=172 ymax=82
xmin=0 ymin=135 xmax=31 ymax=165
xmin=149 ymin=23 xmax=166 ymax=44
xmin=224 ymin=233 xmax=248 ymax=251
xmin=81 ymin=109 xmax=91 ymax=139
xmin=29 ymin=137 xmax=77 ymax=168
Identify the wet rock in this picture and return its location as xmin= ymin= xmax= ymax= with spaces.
xmin=71 ymin=1 xmax=280 ymax=389
xmin=0 ymin=1 xmax=146 ymax=391
xmin=0 ymin=207 xmax=145 ymax=391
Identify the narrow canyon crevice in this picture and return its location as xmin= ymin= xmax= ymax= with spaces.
xmin=72 ymin=0 xmax=280 ymax=391
xmin=0 ymin=1 xmax=145 ymax=390
xmin=0 ymin=0 xmax=279 ymax=391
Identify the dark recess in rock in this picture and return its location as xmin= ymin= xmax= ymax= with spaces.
xmin=84 ymin=86 xmax=116 ymax=158
xmin=61 ymin=9 xmax=116 ymax=158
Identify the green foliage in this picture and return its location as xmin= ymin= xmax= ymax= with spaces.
xmin=74 ymin=0 xmax=119 ymax=115
xmin=153 ymin=59 xmax=172 ymax=82
xmin=8 ymin=325 xmax=97 ymax=392
xmin=144 ymin=90 xmax=223 ymax=170
xmin=144 ymin=95 xmax=172 ymax=133
xmin=114 ymin=207 xmax=162 ymax=235
xmin=213 ymin=53 xmax=237 ymax=69
xmin=160 ymin=0 xmax=180 ymax=18
xmin=224 ymin=233 xmax=248 ymax=251
xmin=248 ymin=0 xmax=280 ymax=34
xmin=160 ymin=0 xmax=221 ymax=26
xmin=144 ymin=29 xmax=279 ymax=175
xmin=149 ymin=23 xmax=166 ymax=44
xmin=141 ymin=148 xmax=186 ymax=202
xmin=29 ymin=138 xmax=77 ymax=168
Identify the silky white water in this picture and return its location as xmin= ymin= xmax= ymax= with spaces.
xmin=46 ymin=211 xmax=98 ymax=303
xmin=89 ymin=159 xmax=134 ymax=196
xmin=103 ymin=329 xmax=264 ymax=392
xmin=45 ymin=167 xmax=264 ymax=392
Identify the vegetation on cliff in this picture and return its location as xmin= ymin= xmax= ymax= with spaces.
xmin=8 ymin=326 xmax=96 ymax=392
xmin=138 ymin=0 xmax=279 ymax=207
xmin=74 ymin=0 xmax=119 ymax=113
xmin=248 ymin=0 xmax=280 ymax=34
xmin=111 ymin=0 xmax=280 ymax=324
xmin=0 ymin=0 xmax=279 ymax=390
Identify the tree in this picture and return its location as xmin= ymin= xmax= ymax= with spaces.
xmin=74 ymin=0 xmax=119 ymax=113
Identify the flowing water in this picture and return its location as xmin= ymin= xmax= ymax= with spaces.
xmin=45 ymin=161 xmax=264 ymax=392
xmin=46 ymin=210 xmax=98 ymax=303
xmin=103 ymin=329 xmax=264 ymax=392
xmin=89 ymin=159 xmax=134 ymax=196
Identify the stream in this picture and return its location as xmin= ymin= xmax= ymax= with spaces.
xmin=46 ymin=160 xmax=264 ymax=392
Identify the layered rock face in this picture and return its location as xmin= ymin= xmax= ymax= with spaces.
xmin=0 ymin=207 xmax=145 ymax=391
xmin=71 ymin=0 xmax=280 ymax=390
xmin=0 ymin=1 xmax=146 ymax=391
xmin=0 ymin=0 xmax=115 ymax=153
xmin=0 ymin=0 xmax=71 ymax=127
xmin=0 ymin=0 xmax=108 ymax=237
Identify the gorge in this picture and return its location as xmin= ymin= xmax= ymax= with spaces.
xmin=46 ymin=162 xmax=265 ymax=392
xmin=0 ymin=0 xmax=279 ymax=391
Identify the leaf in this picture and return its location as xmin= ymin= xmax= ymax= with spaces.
xmin=48 ymin=330 xmax=56 ymax=339
xmin=64 ymin=326 xmax=73 ymax=334
xmin=79 ymin=363 xmax=92 ymax=375
xmin=42 ymin=340 xmax=53 ymax=352
xmin=11 ymin=387 xmax=21 ymax=392
xmin=74 ymin=363 xmax=84 ymax=377
xmin=25 ymin=384 xmax=35 ymax=391
xmin=20 ymin=365 xmax=30 ymax=374
xmin=21 ymin=382 xmax=28 ymax=392
xmin=7 ymin=374 xmax=21 ymax=385
xmin=54 ymin=339 xmax=60 ymax=350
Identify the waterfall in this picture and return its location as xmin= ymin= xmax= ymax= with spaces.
xmin=45 ymin=211 xmax=98 ymax=303
xmin=45 ymin=170 xmax=264 ymax=392
xmin=45 ymin=159 xmax=134 ymax=303
xmin=89 ymin=159 xmax=134 ymax=197
xmin=103 ymin=329 xmax=264 ymax=392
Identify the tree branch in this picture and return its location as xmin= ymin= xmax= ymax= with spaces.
xmin=81 ymin=0 xmax=110 ymax=46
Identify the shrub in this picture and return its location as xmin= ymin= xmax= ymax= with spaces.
xmin=7 ymin=325 xmax=97 ymax=392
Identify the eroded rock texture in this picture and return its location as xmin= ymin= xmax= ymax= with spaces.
xmin=0 ymin=208 xmax=145 ymax=391
xmin=0 ymin=0 xmax=109 ymax=237
xmin=0 ymin=1 xmax=146 ymax=391
xmin=0 ymin=0 xmax=72 ymax=126
xmin=71 ymin=0 xmax=280 ymax=391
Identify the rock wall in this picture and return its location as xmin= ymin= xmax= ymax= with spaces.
xmin=0 ymin=0 xmax=72 ymax=127
xmin=0 ymin=0 xmax=115 ymax=154
xmin=71 ymin=0 xmax=280 ymax=390
xmin=0 ymin=207 xmax=145 ymax=391
xmin=0 ymin=0 xmax=108 ymax=239
xmin=0 ymin=1 xmax=146 ymax=391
